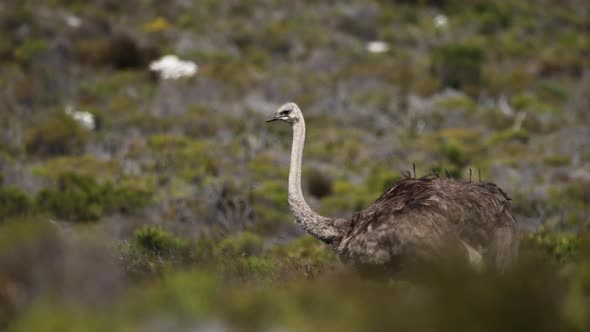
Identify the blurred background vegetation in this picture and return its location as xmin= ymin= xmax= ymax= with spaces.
xmin=0 ymin=0 xmax=589 ymax=331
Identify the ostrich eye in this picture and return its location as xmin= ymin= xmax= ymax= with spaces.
xmin=280 ymin=110 xmax=290 ymax=115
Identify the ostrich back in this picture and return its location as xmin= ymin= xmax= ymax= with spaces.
xmin=334 ymin=177 xmax=518 ymax=272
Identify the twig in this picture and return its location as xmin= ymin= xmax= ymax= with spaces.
xmin=401 ymin=169 xmax=412 ymax=179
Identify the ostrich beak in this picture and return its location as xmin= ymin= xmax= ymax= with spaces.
xmin=266 ymin=114 xmax=280 ymax=122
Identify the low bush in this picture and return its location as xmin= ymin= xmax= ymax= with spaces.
xmin=544 ymin=155 xmax=571 ymax=167
xmin=252 ymin=180 xmax=289 ymax=232
xmin=269 ymin=236 xmax=334 ymax=264
xmin=132 ymin=225 xmax=190 ymax=257
xmin=486 ymin=128 xmax=529 ymax=146
xmin=25 ymin=112 xmax=88 ymax=157
xmin=523 ymin=226 xmax=578 ymax=262
xmin=35 ymin=173 xmax=151 ymax=222
xmin=216 ymin=231 xmax=264 ymax=257
xmin=511 ymin=93 xmax=561 ymax=114
xmin=36 ymin=173 xmax=106 ymax=221
xmin=321 ymin=179 xmax=374 ymax=215
xmin=101 ymin=182 xmax=152 ymax=214
xmin=438 ymin=139 xmax=469 ymax=169
xmin=473 ymin=2 xmax=512 ymax=34
xmin=432 ymin=42 xmax=486 ymax=92
xmin=366 ymin=168 xmax=401 ymax=193
xmin=31 ymin=155 xmax=120 ymax=181
xmin=148 ymin=136 xmax=218 ymax=181
xmin=0 ymin=186 xmax=32 ymax=220
xmin=13 ymin=38 xmax=47 ymax=64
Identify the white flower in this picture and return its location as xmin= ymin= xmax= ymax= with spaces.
xmin=149 ymin=55 xmax=198 ymax=80
xmin=434 ymin=14 xmax=448 ymax=29
xmin=366 ymin=41 xmax=390 ymax=54
xmin=65 ymin=15 xmax=82 ymax=28
xmin=65 ymin=106 xmax=95 ymax=130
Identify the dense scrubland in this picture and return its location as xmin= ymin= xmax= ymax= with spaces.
xmin=1 ymin=0 xmax=590 ymax=331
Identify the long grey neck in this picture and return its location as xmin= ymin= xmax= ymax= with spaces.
xmin=288 ymin=118 xmax=342 ymax=244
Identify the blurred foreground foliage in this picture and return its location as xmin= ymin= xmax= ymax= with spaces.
xmin=2 ymin=217 xmax=590 ymax=332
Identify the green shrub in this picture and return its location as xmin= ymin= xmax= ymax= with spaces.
xmin=132 ymin=225 xmax=190 ymax=257
xmin=486 ymin=128 xmax=529 ymax=146
xmin=192 ymin=238 xmax=217 ymax=262
xmin=182 ymin=104 xmax=223 ymax=138
xmin=147 ymin=136 xmax=218 ymax=181
xmin=13 ymin=38 xmax=47 ymax=64
xmin=544 ymin=155 xmax=571 ymax=167
xmin=431 ymin=165 xmax=462 ymax=180
xmin=438 ymin=139 xmax=469 ymax=168
xmin=436 ymin=94 xmax=478 ymax=113
xmin=148 ymin=134 xmax=191 ymax=151
xmin=250 ymin=203 xmax=290 ymax=235
xmin=35 ymin=173 xmax=151 ymax=222
xmin=432 ymin=42 xmax=486 ymax=91
xmin=473 ymin=2 xmax=512 ymax=34
xmin=101 ymin=182 xmax=152 ymax=214
xmin=482 ymin=109 xmax=514 ymax=130
xmin=485 ymin=65 xmax=533 ymax=96
xmin=0 ymin=4 xmax=34 ymax=31
xmin=321 ymin=179 xmax=374 ymax=215
xmin=25 ymin=112 xmax=88 ymax=157
xmin=253 ymin=181 xmax=288 ymax=210
xmin=366 ymin=168 xmax=401 ymax=193
xmin=216 ymin=232 xmax=264 ymax=257
xmin=204 ymin=53 xmax=262 ymax=92
xmin=31 ymin=155 xmax=120 ymax=181
xmin=248 ymin=155 xmax=287 ymax=181
xmin=542 ymin=183 xmax=589 ymax=226
xmin=562 ymin=183 xmax=590 ymax=203
xmin=524 ymin=226 xmax=578 ymax=262
xmin=260 ymin=21 xmax=295 ymax=55
xmin=36 ymin=173 xmax=104 ymax=221
xmin=511 ymin=93 xmax=561 ymax=114
xmin=537 ymin=80 xmax=569 ymax=102
xmin=0 ymin=186 xmax=32 ymax=220
xmin=269 ymin=236 xmax=334 ymax=264
xmin=222 ymin=256 xmax=278 ymax=283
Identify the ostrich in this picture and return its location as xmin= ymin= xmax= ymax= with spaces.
xmin=266 ymin=102 xmax=518 ymax=273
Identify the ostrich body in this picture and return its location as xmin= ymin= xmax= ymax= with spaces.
xmin=266 ymin=103 xmax=518 ymax=272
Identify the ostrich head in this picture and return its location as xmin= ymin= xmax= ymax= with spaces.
xmin=266 ymin=102 xmax=301 ymax=125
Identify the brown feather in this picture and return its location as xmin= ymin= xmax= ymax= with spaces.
xmin=332 ymin=178 xmax=518 ymax=273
